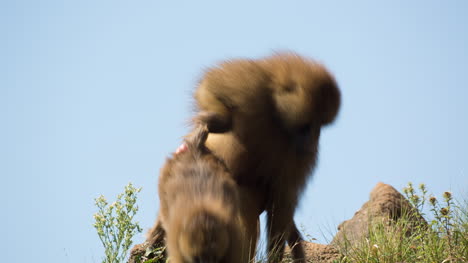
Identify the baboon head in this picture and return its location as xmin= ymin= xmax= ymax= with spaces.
xmin=174 ymin=203 xmax=234 ymax=263
xmin=261 ymin=53 xmax=341 ymax=153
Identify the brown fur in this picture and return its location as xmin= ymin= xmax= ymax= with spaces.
xmin=194 ymin=52 xmax=341 ymax=263
xmin=153 ymin=124 xmax=249 ymax=263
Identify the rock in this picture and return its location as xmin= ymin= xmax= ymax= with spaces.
xmin=128 ymin=242 xmax=166 ymax=263
xmin=128 ymin=242 xmax=149 ymax=263
xmin=331 ymin=182 xmax=426 ymax=247
xmin=285 ymin=241 xmax=341 ymax=263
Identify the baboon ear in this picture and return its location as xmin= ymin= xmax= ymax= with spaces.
xmin=318 ymin=83 xmax=341 ymax=126
xmin=195 ymin=111 xmax=232 ymax=133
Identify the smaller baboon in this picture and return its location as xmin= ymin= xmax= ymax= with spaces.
xmin=154 ymin=124 xmax=248 ymax=263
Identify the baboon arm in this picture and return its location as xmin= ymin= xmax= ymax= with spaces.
xmin=287 ymin=223 xmax=306 ymax=263
xmin=195 ymin=111 xmax=232 ymax=133
xmin=146 ymin=217 xmax=165 ymax=248
xmin=237 ymin=188 xmax=263 ymax=263
xmin=266 ymin=205 xmax=296 ymax=263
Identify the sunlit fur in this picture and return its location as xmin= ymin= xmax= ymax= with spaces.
xmin=194 ymin=52 xmax=341 ymax=263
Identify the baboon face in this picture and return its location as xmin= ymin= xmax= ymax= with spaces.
xmin=262 ymin=54 xmax=340 ymax=154
xmin=177 ymin=212 xmax=230 ymax=263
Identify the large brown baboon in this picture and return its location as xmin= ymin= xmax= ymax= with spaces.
xmin=194 ymin=52 xmax=341 ymax=263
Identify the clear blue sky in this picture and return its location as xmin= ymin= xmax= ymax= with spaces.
xmin=2 ymin=1 xmax=467 ymax=262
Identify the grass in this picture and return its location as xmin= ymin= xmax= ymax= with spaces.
xmin=333 ymin=183 xmax=467 ymax=263
xmin=94 ymin=182 xmax=467 ymax=263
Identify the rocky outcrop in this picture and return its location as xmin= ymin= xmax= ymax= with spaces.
xmin=331 ymin=182 xmax=426 ymax=247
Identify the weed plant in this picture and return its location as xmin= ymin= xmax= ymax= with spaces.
xmin=93 ymin=183 xmax=143 ymax=263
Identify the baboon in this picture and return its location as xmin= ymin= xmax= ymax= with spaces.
xmin=153 ymin=124 xmax=249 ymax=263
xmin=194 ymin=52 xmax=341 ymax=262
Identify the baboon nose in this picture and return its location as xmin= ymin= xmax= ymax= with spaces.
xmin=293 ymin=124 xmax=319 ymax=154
